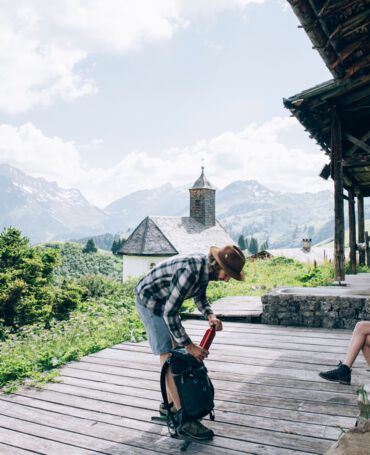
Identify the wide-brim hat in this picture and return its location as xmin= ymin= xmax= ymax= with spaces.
xmin=210 ymin=245 xmax=246 ymax=281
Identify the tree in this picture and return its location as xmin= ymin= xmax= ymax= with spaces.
xmin=249 ymin=237 xmax=259 ymax=255
xmin=244 ymin=237 xmax=249 ymax=251
xmin=260 ymin=240 xmax=269 ymax=251
xmin=111 ymin=237 xmax=126 ymax=255
xmin=83 ymin=238 xmax=97 ymax=253
xmin=237 ymin=235 xmax=246 ymax=251
xmin=0 ymin=227 xmax=81 ymax=329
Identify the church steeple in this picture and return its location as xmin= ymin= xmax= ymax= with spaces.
xmin=189 ymin=167 xmax=216 ymax=227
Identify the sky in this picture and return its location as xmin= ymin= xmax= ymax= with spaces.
xmin=0 ymin=0 xmax=334 ymax=208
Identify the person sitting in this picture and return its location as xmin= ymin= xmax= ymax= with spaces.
xmin=319 ymin=321 xmax=370 ymax=385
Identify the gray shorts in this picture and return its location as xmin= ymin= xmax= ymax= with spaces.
xmin=135 ymin=297 xmax=173 ymax=355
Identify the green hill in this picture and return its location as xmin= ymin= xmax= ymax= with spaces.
xmin=40 ymin=242 xmax=123 ymax=281
xmin=315 ymin=220 xmax=370 ymax=248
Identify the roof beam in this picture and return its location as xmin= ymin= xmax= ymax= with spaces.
xmin=344 ymin=130 xmax=370 ymax=156
xmin=331 ymin=41 xmax=363 ymax=69
xmin=347 ymin=129 xmax=370 ymax=156
xmin=343 ymin=155 xmax=370 ymax=167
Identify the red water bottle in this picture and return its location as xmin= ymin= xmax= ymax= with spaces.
xmin=200 ymin=325 xmax=216 ymax=350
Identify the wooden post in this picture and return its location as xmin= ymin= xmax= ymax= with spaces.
xmin=348 ymin=189 xmax=356 ymax=274
xmin=331 ymin=107 xmax=345 ymax=282
xmin=358 ymin=195 xmax=365 ymax=266
xmin=366 ymin=232 xmax=370 ymax=267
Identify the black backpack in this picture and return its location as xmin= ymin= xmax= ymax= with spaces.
xmin=158 ymin=348 xmax=215 ymax=451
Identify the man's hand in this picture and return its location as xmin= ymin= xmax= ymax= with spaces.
xmin=208 ymin=314 xmax=223 ymax=331
xmin=185 ymin=342 xmax=209 ymax=362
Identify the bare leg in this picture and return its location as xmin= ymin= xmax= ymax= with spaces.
xmin=343 ymin=321 xmax=370 ymax=368
xmin=160 ymin=353 xmax=181 ymax=410
xmin=362 ymin=333 xmax=370 ymax=366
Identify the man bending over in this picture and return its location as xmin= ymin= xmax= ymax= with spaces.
xmin=135 ymin=245 xmax=246 ymax=440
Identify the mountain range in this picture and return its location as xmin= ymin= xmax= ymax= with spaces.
xmin=1 ymin=163 xmax=369 ymax=248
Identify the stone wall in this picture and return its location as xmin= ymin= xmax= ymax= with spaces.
xmin=261 ymin=290 xmax=370 ymax=329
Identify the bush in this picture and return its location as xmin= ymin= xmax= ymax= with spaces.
xmin=0 ymin=228 xmax=83 ymax=331
xmin=41 ymin=242 xmax=123 ymax=281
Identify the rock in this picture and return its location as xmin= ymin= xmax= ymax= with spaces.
xmin=324 ymin=421 xmax=370 ymax=455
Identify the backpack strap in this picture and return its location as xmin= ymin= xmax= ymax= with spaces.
xmin=160 ymin=357 xmax=179 ymax=437
xmin=160 ymin=356 xmax=191 ymax=452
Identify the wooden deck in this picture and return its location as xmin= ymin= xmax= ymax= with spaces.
xmin=0 ymin=321 xmax=368 ymax=454
xmin=186 ymin=296 xmax=262 ymax=321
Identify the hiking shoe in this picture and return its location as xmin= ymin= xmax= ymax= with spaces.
xmin=179 ymin=420 xmax=214 ymax=440
xmin=159 ymin=402 xmax=177 ymax=417
xmin=319 ymin=361 xmax=351 ymax=385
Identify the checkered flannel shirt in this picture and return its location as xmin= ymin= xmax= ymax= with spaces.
xmin=134 ymin=253 xmax=214 ymax=347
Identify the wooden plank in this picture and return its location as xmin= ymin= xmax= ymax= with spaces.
xmin=0 ymin=392 xmax=331 ymax=455
xmin=102 ymin=335 xmax=350 ymax=354
xmin=40 ymin=379 xmax=357 ymax=420
xmin=0 ymin=426 xmax=99 ymax=455
xmin=182 ymin=320 xmax=354 ymax=338
xmin=79 ymin=351 xmax=368 ymax=389
xmin=1 ymin=321 xmax=366 ymax=455
xmin=90 ymin=347 xmax=352 ymax=376
xmin=10 ymin=385 xmax=354 ymax=435
xmin=119 ymin=338 xmax=368 ymax=369
xmin=60 ymin=366 xmax=357 ymax=411
xmin=0 ymin=442 xmax=37 ymax=454
xmin=66 ymin=359 xmax=359 ymax=396
xmin=124 ymin=329 xmax=353 ymax=348
xmin=0 ymin=395 xmax=317 ymax=455
xmin=0 ymin=393 xmax=342 ymax=447
xmin=104 ymin=344 xmax=365 ymax=379
xmin=0 ymin=402 xmax=238 ymax=455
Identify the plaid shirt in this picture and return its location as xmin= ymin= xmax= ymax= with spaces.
xmin=134 ymin=253 xmax=213 ymax=347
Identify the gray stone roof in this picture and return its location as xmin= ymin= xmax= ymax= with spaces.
xmin=120 ymin=216 xmax=234 ymax=256
xmin=120 ymin=217 xmax=177 ymax=256
xmin=191 ymin=167 xmax=214 ymax=190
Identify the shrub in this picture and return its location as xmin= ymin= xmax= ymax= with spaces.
xmin=0 ymin=228 xmax=83 ymax=330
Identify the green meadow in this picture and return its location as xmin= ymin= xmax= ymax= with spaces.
xmin=1 ymin=228 xmax=369 ymax=392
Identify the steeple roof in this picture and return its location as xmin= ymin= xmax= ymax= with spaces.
xmin=191 ymin=167 xmax=214 ymax=190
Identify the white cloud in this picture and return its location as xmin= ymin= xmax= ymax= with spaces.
xmin=0 ymin=118 xmax=332 ymax=208
xmin=0 ymin=0 xmax=263 ymax=113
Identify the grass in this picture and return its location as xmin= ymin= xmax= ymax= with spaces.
xmin=181 ymin=257 xmax=337 ymax=313
xmin=1 ymin=257 xmax=369 ymax=392
xmin=0 ymin=281 xmax=145 ymax=393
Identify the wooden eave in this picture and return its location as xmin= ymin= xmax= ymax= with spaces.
xmin=284 ymin=74 xmax=370 ymax=197
xmin=288 ymin=0 xmax=370 ymax=80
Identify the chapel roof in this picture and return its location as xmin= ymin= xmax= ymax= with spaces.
xmin=119 ymin=216 xmax=233 ymax=256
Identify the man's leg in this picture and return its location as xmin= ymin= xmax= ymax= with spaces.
xmin=160 ymin=353 xmax=181 ymax=411
xmin=135 ymin=300 xmax=181 ymax=412
xmin=343 ymin=321 xmax=370 ymax=368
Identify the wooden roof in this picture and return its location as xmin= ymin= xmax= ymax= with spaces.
xmin=288 ymin=0 xmax=370 ymax=80
xmin=285 ymin=0 xmax=370 ymax=197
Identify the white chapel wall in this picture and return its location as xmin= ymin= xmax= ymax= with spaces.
xmin=122 ymin=255 xmax=170 ymax=281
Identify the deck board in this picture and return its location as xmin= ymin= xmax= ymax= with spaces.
xmin=1 ymin=322 xmax=367 ymax=454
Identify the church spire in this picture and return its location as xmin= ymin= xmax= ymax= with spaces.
xmin=189 ymin=167 xmax=216 ymax=227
